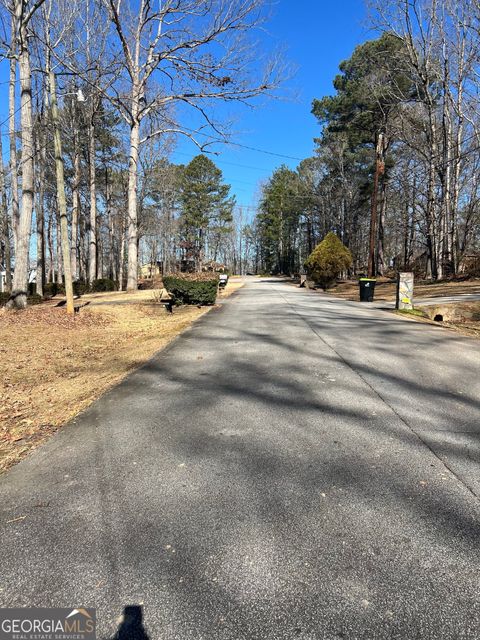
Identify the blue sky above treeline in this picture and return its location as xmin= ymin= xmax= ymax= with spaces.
xmin=172 ymin=0 xmax=367 ymax=217
xmin=0 ymin=0 xmax=367 ymax=218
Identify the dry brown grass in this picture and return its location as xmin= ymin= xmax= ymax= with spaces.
xmin=328 ymin=277 xmax=480 ymax=302
xmin=0 ymin=298 xmax=209 ymax=473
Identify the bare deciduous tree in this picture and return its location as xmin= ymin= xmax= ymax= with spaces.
xmin=101 ymin=0 xmax=282 ymax=290
xmin=6 ymin=0 xmax=47 ymax=308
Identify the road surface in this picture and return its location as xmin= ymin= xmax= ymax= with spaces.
xmin=1 ymin=278 xmax=479 ymax=639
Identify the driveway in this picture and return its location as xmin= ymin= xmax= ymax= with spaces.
xmin=1 ymin=278 xmax=479 ymax=639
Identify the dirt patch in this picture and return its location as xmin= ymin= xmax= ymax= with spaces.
xmin=0 ymin=299 xmax=210 ymax=473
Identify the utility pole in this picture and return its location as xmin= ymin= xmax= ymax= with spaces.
xmin=367 ymin=132 xmax=385 ymax=278
xmin=48 ymin=62 xmax=75 ymax=315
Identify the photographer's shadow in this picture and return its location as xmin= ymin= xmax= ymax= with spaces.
xmin=111 ymin=605 xmax=150 ymax=640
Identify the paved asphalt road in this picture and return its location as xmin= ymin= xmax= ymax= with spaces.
xmin=1 ymin=278 xmax=479 ymax=640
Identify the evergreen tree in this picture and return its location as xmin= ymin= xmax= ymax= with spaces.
xmin=257 ymin=166 xmax=303 ymax=274
xmin=305 ymin=232 xmax=352 ymax=290
xmin=312 ymin=33 xmax=413 ymax=275
xmin=178 ymin=155 xmax=234 ymax=270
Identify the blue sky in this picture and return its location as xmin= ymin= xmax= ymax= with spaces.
xmin=172 ymin=0 xmax=368 ymax=219
xmin=0 ymin=0 xmax=368 ymax=219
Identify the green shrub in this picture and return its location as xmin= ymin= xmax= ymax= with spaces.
xmin=73 ymin=280 xmax=90 ymax=295
xmin=43 ymin=282 xmax=65 ymax=297
xmin=90 ymin=278 xmax=116 ymax=292
xmin=43 ymin=282 xmax=56 ymax=297
xmin=305 ymin=232 xmax=353 ymax=290
xmin=163 ymin=273 xmax=219 ymax=305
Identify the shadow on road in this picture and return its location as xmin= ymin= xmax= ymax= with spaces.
xmin=1 ymin=280 xmax=479 ymax=639
xmin=109 ymin=606 xmax=150 ymax=640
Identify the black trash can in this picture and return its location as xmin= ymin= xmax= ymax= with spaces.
xmin=359 ymin=278 xmax=376 ymax=302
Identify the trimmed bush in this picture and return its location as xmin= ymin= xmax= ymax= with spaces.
xmin=305 ymin=232 xmax=353 ymax=290
xmin=90 ymin=278 xmax=116 ymax=292
xmin=163 ymin=272 xmax=219 ymax=305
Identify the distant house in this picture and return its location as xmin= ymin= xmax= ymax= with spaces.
xmin=0 ymin=265 xmax=13 ymax=293
xmin=0 ymin=266 xmax=36 ymax=292
xmin=202 ymin=260 xmax=227 ymax=273
xmin=139 ymin=261 xmax=162 ymax=279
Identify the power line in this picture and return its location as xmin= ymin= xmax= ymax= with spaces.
xmin=230 ymin=142 xmax=303 ymax=162
xmin=170 ymin=150 xmax=270 ymax=173
xmin=176 ymin=125 xmax=305 ymax=162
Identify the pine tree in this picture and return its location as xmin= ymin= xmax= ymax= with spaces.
xmin=178 ymin=155 xmax=234 ymax=270
xmin=257 ymin=166 xmax=303 ymax=274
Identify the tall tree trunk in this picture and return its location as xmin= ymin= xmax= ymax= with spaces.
xmin=35 ymin=128 xmax=46 ymax=297
xmin=368 ymin=132 xmax=384 ymax=277
xmin=402 ymin=202 xmax=410 ymax=270
xmin=88 ymin=118 xmax=97 ymax=284
xmin=425 ymin=120 xmax=438 ymax=280
xmin=47 ymin=206 xmax=54 ymax=283
xmin=78 ymin=201 xmax=86 ymax=281
xmin=98 ymin=232 xmax=103 ymax=277
xmin=106 ymin=173 xmax=115 ymax=280
xmin=49 ymin=65 xmax=74 ymax=314
xmin=126 ymin=118 xmax=140 ymax=290
xmin=451 ymin=118 xmax=463 ymax=275
xmin=119 ymin=214 xmax=126 ymax=291
xmin=438 ymin=54 xmax=452 ymax=281
xmin=71 ymin=127 xmax=81 ymax=281
xmin=8 ymin=16 xmax=35 ymax=309
xmin=0 ymin=133 xmax=12 ymax=292
xmin=56 ymin=210 xmax=63 ymax=284
xmin=377 ymin=179 xmax=387 ymax=276
xmin=9 ymin=31 xmax=19 ymax=250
